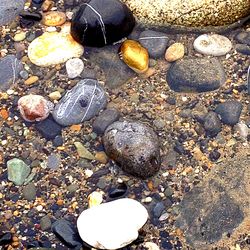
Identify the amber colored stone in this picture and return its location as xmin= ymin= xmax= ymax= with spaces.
xmin=42 ymin=11 xmax=66 ymax=26
xmin=119 ymin=40 xmax=149 ymax=74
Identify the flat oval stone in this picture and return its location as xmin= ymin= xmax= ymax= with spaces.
xmin=122 ymin=0 xmax=250 ymax=27
xmin=119 ymin=40 xmax=149 ymax=74
xmin=42 ymin=11 xmax=66 ymax=26
xmin=165 ymin=43 xmax=185 ymax=62
xmin=193 ymin=34 xmax=232 ymax=56
xmin=70 ymin=0 xmax=135 ymax=47
xmin=28 ymin=27 xmax=84 ymax=67
xmin=53 ymin=79 xmax=107 ymax=126
xmin=103 ymin=120 xmax=161 ymax=178
xmin=77 ymin=198 xmax=148 ymax=249
xmin=18 ymin=94 xmax=54 ymax=122
xmin=166 ymin=58 xmax=225 ymax=93
xmin=138 ymin=30 xmax=169 ymax=58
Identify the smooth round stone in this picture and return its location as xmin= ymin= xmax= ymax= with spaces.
xmin=52 ymin=79 xmax=107 ymax=126
xmin=119 ymin=40 xmax=149 ymax=74
xmin=0 ymin=0 xmax=25 ymax=25
xmin=13 ymin=32 xmax=26 ymax=42
xmin=0 ymin=55 xmax=23 ymax=91
xmin=235 ymin=44 xmax=250 ymax=55
xmin=103 ymin=120 xmax=161 ymax=178
xmin=235 ymin=31 xmax=250 ymax=46
xmin=138 ymin=30 xmax=169 ymax=58
xmin=28 ymin=27 xmax=84 ymax=67
xmin=66 ymin=58 xmax=84 ymax=79
xmin=122 ymin=0 xmax=250 ymax=27
xmin=18 ymin=95 xmax=54 ymax=122
xmin=193 ymin=34 xmax=232 ymax=56
xmin=71 ymin=0 xmax=135 ymax=47
xmin=165 ymin=42 xmax=185 ymax=62
xmin=203 ymin=111 xmax=222 ymax=137
xmin=215 ymin=100 xmax=243 ymax=126
xmin=42 ymin=11 xmax=66 ymax=26
xmin=166 ymin=58 xmax=225 ymax=93
xmin=77 ymin=198 xmax=148 ymax=249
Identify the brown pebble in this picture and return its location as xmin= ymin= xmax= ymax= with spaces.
xmin=42 ymin=11 xmax=66 ymax=26
xmin=24 ymin=76 xmax=39 ymax=85
xmin=95 ymin=151 xmax=108 ymax=164
xmin=42 ymin=0 xmax=54 ymax=12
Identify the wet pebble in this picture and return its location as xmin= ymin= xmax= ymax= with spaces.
xmin=138 ymin=30 xmax=169 ymax=58
xmin=53 ymin=79 xmax=107 ymax=126
xmin=66 ymin=58 xmax=84 ymax=79
xmin=215 ymin=100 xmax=243 ymax=125
xmin=0 ymin=232 xmax=12 ymax=246
xmin=165 ymin=43 xmax=185 ymax=62
xmin=42 ymin=11 xmax=66 ymax=26
xmin=108 ymin=182 xmax=128 ymax=199
xmin=235 ymin=31 xmax=250 ymax=46
xmin=23 ymin=182 xmax=37 ymax=201
xmin=203 ymin=111 xmax=222 ymax=137
xmin=103 ymin=120 xmax=161 ymax=178
xmin=40 ymin=215 xmax=52 ymax=231
xmin=47 ymin=154 xmax=61 ymax=169
xmin=92 ymin=108 xmax=120 ymax=135
xmin=235 ymin=44 xmax=250 ymax=55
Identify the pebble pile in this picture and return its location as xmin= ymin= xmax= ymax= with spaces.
xmin=0 ymin=0 xmax=249 ymax=249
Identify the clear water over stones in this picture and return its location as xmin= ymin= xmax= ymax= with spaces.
xmin=53 ymin=79 xmax=107 ymax=126
xmin=70 ymin=0 xmax=135 ymax=47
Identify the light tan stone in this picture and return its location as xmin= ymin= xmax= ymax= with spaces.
xmin=165 ymin=43 xmax=185 ymax=62
xmin=42 ymin=11 xmax=66 ymax=26
xmin=122 ymin=0 xmax=250 ymax=27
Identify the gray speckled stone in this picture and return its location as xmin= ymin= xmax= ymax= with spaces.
xmin=0 ymin=55 xmax=23 ymax=91
xmin=103 ymin=120 xmax=161 ymax=178
xmin=139 ymin=30 xmax=169 ymax=58
xmin=53 ymin=79 xmax=107 ymax=126
xmin=0 ymin=0 xmax=25 ymax=25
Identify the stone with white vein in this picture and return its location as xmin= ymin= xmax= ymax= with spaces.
xmin=77 ymin=198 xmax=148 ymax=249
xmin=66 ymin=58 xmax=84 ymax=79
xmin=52 ymin=79 xmax=107 ymax=126
xmin=193 ymin=34 xmax=232 ymax=56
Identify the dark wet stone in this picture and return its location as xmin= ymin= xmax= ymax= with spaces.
xmin=19 ymin=11 xmax=42 ymax=28
xmin=47 ymin=154 xmax=61 ymax=170
xmin=40 ymin=215 xmax=52 ymax=231
xmin=235 ymin=31 xmax=250 ymax=45
xmin=235 ymin=44 xmax=250 ymax=55
xmin=248 ymin=66 xmax=250 ymax=95
xmin=71 ymin=0 xmax=135 ymax=47
xmin=103 ymin=120 xmax=161 ymax=178
xmin=208 ymin=150 xmax=221 ymax=162
xmin=0 ymin=232 xmax=12 ymax=246
xmin=90 ymin=45 xmax=135 ymax=89
xmin=35 ymin=116 xmax=62 ymax=140
xmin=53 ymin=79 xmax=107 ymax=126
xmin=166 ymin=58 xmax=225 ymax=93
xmin=51 ymin=219 xmax=83 ymax=248
xmin=108 ymin=182 xmax=128 ymax=199
xmin=138 ymin=30 xmax=169 ymax=58
xmin=153 ymin=202 xmax=165 ymax=218
xmin=0 ymin=0 xmax=25 ymax=26
xmin=52 ymin=135 xmax=63 ymax=147
xmin=175 ymin=156 xmax=250 ymax=248
xmin=0 ymin=55 xmax=23 ymax=91
xmin=215 ymin=100 xmax=243 ymax=125
xmin=203 ymin=111 xmax=222 ymax=137
xmin=93 ymin=108 xmax=120 ymax=135
xmin=23 ymin=182 xmax=37 ymax=201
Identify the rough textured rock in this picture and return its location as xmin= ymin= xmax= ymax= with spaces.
xmin=176 ymin=155 xmax=250 ymax=249
xmin=235 ymin=31 xmax=250 ymax=46
xmin=215 ymin=100 xmax=243 ymax=126
xmin=122 ymin=0 xmax=250 ymax=27
xmin=166 ymin=58 xmax=225 ymax=92
xmin=193 ymin=34 xmax=232 ymax=56
xmin=77 ymin=198 xmax=148 ymax=249
xmin=0 ymin=0 xmax=25 ymax=26
xmin=53 ymin=79 xmax=107 ymax=126
xmin=138 ymin=30 xmax=169 ymax=58
xmin=103 ymin=120 xmax=161 ymax=178
xmin=0 ymin=55 xmax=23 ymax=91
xmin=66 ymin=58 xmax=84 ymax=79
xmin=203 ymin=111 xmax=222 ymax=137
xmin=71 ymin=0 xmax=135 ymax=47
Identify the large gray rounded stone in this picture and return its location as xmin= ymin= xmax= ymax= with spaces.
xmin=0 ymin=55 xmax=23 ymax=91
xmin=103 ymin=120 xmax=161 ymax=178
xmin=122 ymin=0 xmax=250 ymax=27
xmin=0 ymin=0 xmax=25 ymax=26
xmin=53 ymin=79 xmax=107 ymax=126
xmin=166 ymin=58 xmax=225 ymax=93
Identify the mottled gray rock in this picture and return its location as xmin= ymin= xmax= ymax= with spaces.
xmin=0 ymin=0 xmax=25 ymax=26
xmin=90 ymin=45 xmax=135 ymax=89
xmin=23 ymin=183 xmax=36 ymax=201
xmin=235 ymin=31 xmax=250 ymax=46
xmin=47 ymin=154 xmax=61 ymax=169
xmin=0 ymin=55 xmax=23 ymax=91
xmin=92 ymin=108 xmax=120 ymax=135
xmin=40 ymin=215 xmax=52 ymax=231
xmin=53 ymin=79 xmax=107 ymax=126
xmin=203 ymin=111 xmax=222 ymax=137
xmin=176 ymin=156 xmax=250 ymax=248
xmin=138 ymin=30 xmax=169 ymax=58
xmin=215 ymin=100 xmax=243 ymax=125
xmin=166 ymin=58 xmax=225 ymax=92
xmin=235 ymin=44 xmax=250 ymax=55
xmin=103 ymin=120 xmax=161 ymax=178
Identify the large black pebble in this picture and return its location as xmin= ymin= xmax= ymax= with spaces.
xmin=108 ymin=182 xmax=128 ymax=199
xmin=71 ymin=0 xmax=135 ymax=47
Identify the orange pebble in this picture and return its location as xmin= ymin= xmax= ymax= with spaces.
xmin=57 ymin=199 xmax=64 ymax=206
xmin=70 ymin=124 xmax=81 ymax=132
xmin=0 ymin=109 xmax=9 ymax=120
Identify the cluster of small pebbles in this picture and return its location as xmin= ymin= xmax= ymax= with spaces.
xmin=0 ymin=0 xmax=250 ymax=249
